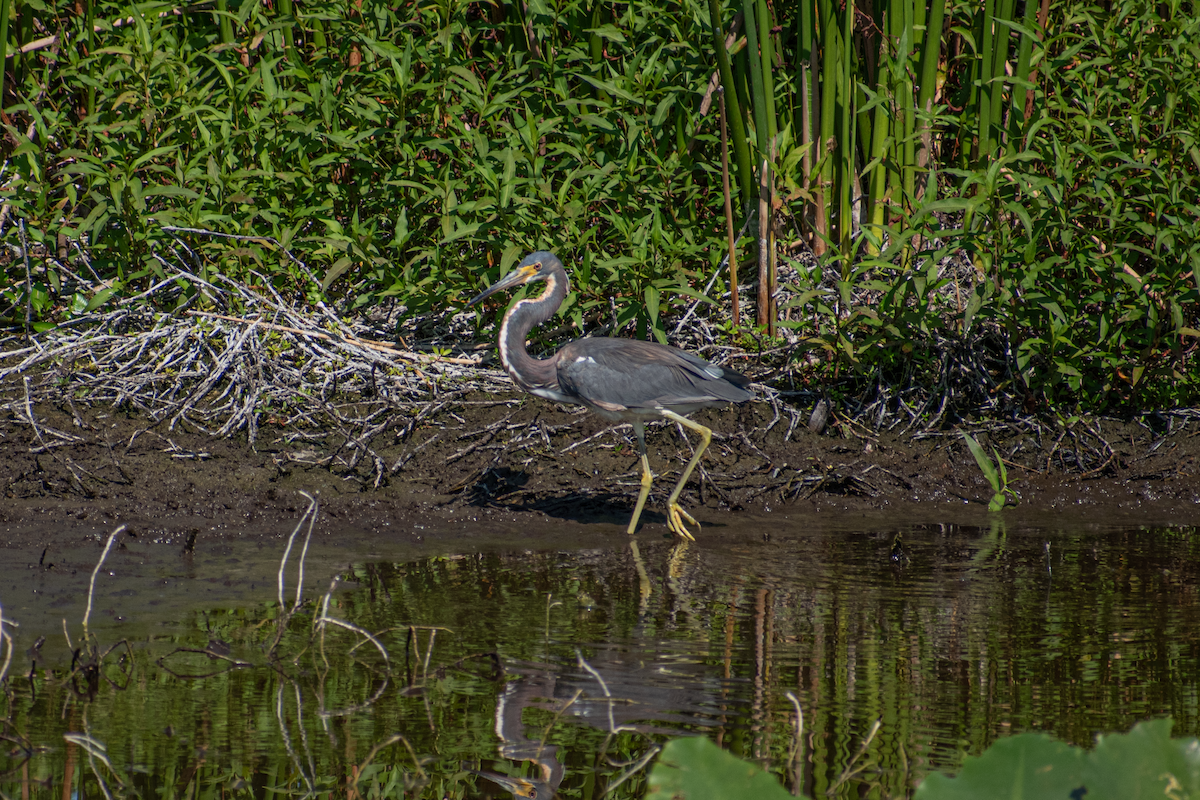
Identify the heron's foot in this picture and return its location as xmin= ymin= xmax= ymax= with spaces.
xmin=666 ymin=502 xmax=699 ymax=541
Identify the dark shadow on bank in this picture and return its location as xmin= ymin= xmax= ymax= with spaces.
xmin=455 ymin=465 xmax=740 ymax=532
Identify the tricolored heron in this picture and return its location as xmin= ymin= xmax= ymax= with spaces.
xmin=468 ymin=251 xmax=753 ymax=540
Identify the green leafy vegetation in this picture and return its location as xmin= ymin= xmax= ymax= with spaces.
xmin=1 ymin=0 xmax=733 ymax=345
xmin=961 ymin=431 xmax=1019 ymax=510
xmin=651 ymin=718 xmax=1200 ymax=800
xmin=917 ymin=718 xmax=1200 ymax=800
xmin=0 ymin=0 xmax=1196 ymax=413
xmin=647 ymin=736 xmax=795 ymax=800
xmin=939 ymin=0 xmax=1200 ymax=411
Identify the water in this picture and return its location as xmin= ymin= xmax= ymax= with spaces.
xmin=2 ymin=516 xmax=1198 ymax=798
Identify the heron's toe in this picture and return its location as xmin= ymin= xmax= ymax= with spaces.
xmin=667 ymin=503 xmax=699 ymax=541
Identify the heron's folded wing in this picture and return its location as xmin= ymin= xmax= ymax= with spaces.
xmin=556 ymin=339 xmax=751 ymax=410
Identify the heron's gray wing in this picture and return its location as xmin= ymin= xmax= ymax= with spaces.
xmin=556 ymin=338 xmax=751 ymax=411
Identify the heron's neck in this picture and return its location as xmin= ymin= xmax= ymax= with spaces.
xmin=498 ymin=272 xmax=567 ymax=392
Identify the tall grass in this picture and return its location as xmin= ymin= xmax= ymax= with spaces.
xmin=780 ymin=0 xmax=1199 ymax=411
xmin=944 ymin=0 xmax=1200 ymax=408
xmin=0 ymin=0 xmax=1196 ymax=411
xmin=0 ymin=0 xmax=740 ymax=344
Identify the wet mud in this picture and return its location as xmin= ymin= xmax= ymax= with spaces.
xmin=3 ymin=390 xmax=1198 ymax=552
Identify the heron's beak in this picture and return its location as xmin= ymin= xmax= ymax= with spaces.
xmin=467 ymin=263 xmax=540 ymax=307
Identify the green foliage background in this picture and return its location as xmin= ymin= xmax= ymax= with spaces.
xmin=3 ymin=0 xmax=729 ymax=341
xmin=0 ymin=0 xmax=1197 ymax=412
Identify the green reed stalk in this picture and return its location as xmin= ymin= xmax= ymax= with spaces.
xmin=977 ymin=0 xmax=996 ymax=160
xmin=756 ymin=0 xmax=777 ymax=150
xmin=759 ymin=0 xmax=777 ymax=331
xmin=956 ymin=5 xmax=980 ymax=165
xmin=795 ymin=0 xmax=815 ymax=179
xmin=719 ymin=88 xmax=740 ymax=327
xmin=308 ymin=9 xmax=327 ymax=57
xmin=1009 ymin=0 xmax=1039 ymax=136
xmin=865 ymin=1 xmax=894 ymax=247
xmin=910 ymin=0 xmax=926 ymax=52
xmin=1022 ymin=0 xmax=1052 ymax=123
xmin=85 ymin=1 xmax=97 ymax=117
xmin=743 ymin=0 xmax=768 ymax=157
xmin=0 ymin=0 xmax=9 ymax=104
xmin=6 ymin=0 xmax=20 ymax=88
xmin=744 ymin=0 xmax=777 ymax=326
xmin=836 ymin=0 xmax=854 ymax=256
xmin=814 ymin=0 xmax=838 ymax=253
xmin=13 ymin=0 xmax=28 ymax=87
xmin=893 ymin=0 xmax=916 ymax=210
xmin=277 ymin=0 xmax=299 ymax=66
xmin=588 ymin=0 xmax=607 ymax=101
xmin=709 ymin=0 xmax=753 ymax=203
xmin=915 ymin=0 xmax=946 ymax=179
xmin=988 ymin=0 xmax=1016 ymax=151
xmin=853 ymin=45 xmax=872 ymax=197
xmin=216 ymin=0 xmax=234 ymax=45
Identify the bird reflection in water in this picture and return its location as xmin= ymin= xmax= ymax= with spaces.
xmin=468 ymin=671 xmax=567 ymax=799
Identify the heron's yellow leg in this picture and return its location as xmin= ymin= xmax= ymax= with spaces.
xmin=626 ymin=453 xmax=654 ymax=535
xmin=626 ymin=421 xmax=654 ymax=535
xmin=661 ymin=409 xmax=710 ymax=541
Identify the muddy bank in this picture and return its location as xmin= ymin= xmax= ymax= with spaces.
xmin=3 ymin=388 xmax=1198 ymax=553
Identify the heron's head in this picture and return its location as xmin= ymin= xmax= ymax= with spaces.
xmin=468 ymin=251 xmax=562 ymax=307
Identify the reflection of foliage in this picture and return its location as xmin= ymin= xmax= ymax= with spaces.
xmin=2 ymin=523 xmax=1200 ymax=797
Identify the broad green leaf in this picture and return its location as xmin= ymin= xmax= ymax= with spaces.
xmin=322 ymin=257 xmax=354 ymax=291
xmin=1083 ymin=718 xmax=1200 ymax=799
xmin=576 ymin=74 xmax=640 ymax=104
xmin=84 ymin=288 xmax=117 ymax=313
xmin=918 ymin=720 xmax=1200 ymax=800
xmin=915 ymin=733 xmax=1084 ymax=799
xmin=647 ymin=737 xmax=796 ymax=800
xmin=644 ymin=285 xmax=660 ymax=323
xmin=361 ymin=37 xmax=406 ymax=60
xmin=585 ymin=24 xmax=627 ymax=44
xmin=961 ymin=433 xmax=1001 ymax=495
